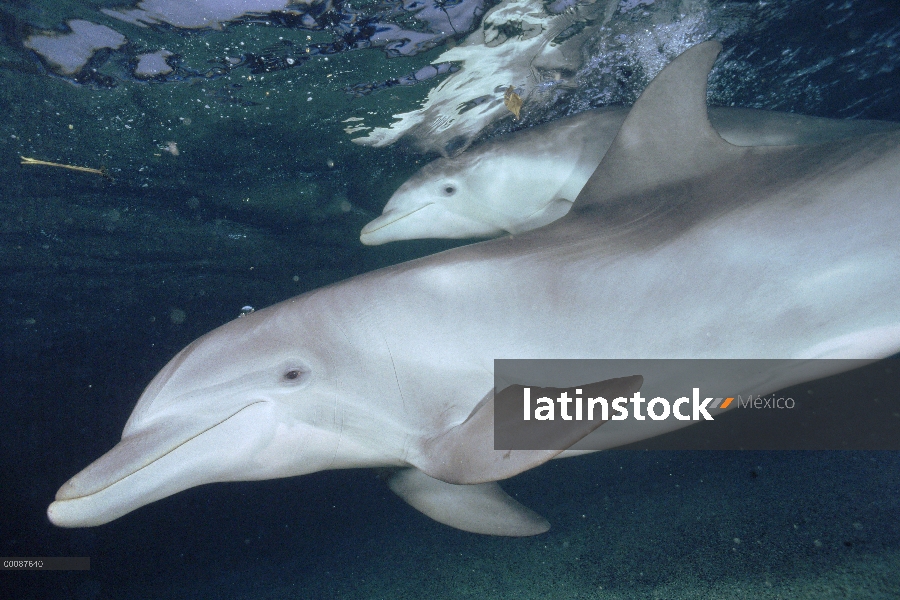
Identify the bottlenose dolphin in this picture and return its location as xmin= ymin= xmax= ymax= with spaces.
xmin=360 ymin=106 xmax=899 ymax=245
xmin=48 ymin=41 xmax=900 ymax=536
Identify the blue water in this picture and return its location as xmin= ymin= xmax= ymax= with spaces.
xmin=2 ymin=0 xmax=899 ymax=597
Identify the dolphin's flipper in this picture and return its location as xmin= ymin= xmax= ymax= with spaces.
xmin=514 ymin=197 xmax=575 ymax=234
xmin=575 ymin=40 xmax=742 ymax=208
xmin=387 ymin=468 xmax=550 ymax=536
xmin=415 ymin=376 xmax=643 ymax=485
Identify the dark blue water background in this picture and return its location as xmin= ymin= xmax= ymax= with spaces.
xmin=2 ymin=0 xmax=899 ymax=597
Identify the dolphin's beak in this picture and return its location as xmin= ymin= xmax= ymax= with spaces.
xmin=361 ymin=202 xmax=505 ymax=245
xmin=48 ymin=403 xmax=266 ymax=527
xmin=360 ymin=204 xmax=433 ymax=245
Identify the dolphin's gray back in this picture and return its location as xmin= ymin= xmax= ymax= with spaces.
xmin=362 ymin=42 xmax=900 ymax=376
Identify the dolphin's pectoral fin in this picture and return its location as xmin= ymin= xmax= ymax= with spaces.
xmin=415 ymin=375 xmax=644 ymax=485
xmin=396 ymin=376 xmax=642 ymax=535
xmin=513 ymin=197 xmax=574 ymax=233
xmin=386 ymin=468 xmax=550 ymax=536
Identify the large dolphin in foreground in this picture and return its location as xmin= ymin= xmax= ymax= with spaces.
xmin=360 ymin=101 xmax=899 ymax=245
xmin=49 ymin=41 xmax=900 ymax=536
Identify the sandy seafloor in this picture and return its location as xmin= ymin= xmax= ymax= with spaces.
xmin=2 ymin=0 xmax=900 ymax=598
xmin=8 ymin=437 xmax=900 ymax=598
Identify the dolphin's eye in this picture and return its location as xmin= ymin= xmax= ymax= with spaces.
xmin=442 ymin=184 xmax=456 ymax=195
xmin=282 ymin=367 xmax=310 ymax=384
xmin=280 ymin=362 xmax=311 ymax=385
xmin=281 ymin=367 xmax=309 ymax=383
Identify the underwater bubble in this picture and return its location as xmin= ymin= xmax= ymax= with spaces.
xmin=169 ymin=308 xmax=187 ymax=324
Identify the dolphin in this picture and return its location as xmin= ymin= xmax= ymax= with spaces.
xmin=48 ymin=41 xmax=900 ymax=536
xmin=360 ymin=105 xmax=899 ymax=245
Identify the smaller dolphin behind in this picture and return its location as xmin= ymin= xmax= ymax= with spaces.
xmin=360 ymin=105 xmax=899 ymax=245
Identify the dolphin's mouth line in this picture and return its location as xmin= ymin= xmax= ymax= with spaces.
xmin=363 ymin=203 xmax=435 ymax=234
xmin=59 ymin=401 xmax=267 ymax=502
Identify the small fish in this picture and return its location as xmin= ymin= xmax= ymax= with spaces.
xmin=504 ymin=86 xmax=523 ymax=120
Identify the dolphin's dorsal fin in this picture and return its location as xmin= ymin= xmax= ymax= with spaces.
xmin=415 ymin=375 xmax=643 ymax=485
xmin=575 ymin=40 xmax=742 ymax=207
xmin=386 ymin=468 xmax=550 ymax=536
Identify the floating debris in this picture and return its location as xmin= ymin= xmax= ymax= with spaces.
xmin=503 ymin=85 xmax=523 ymax=120
xmin=20 ymin=156 xmax=112 ymax=180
